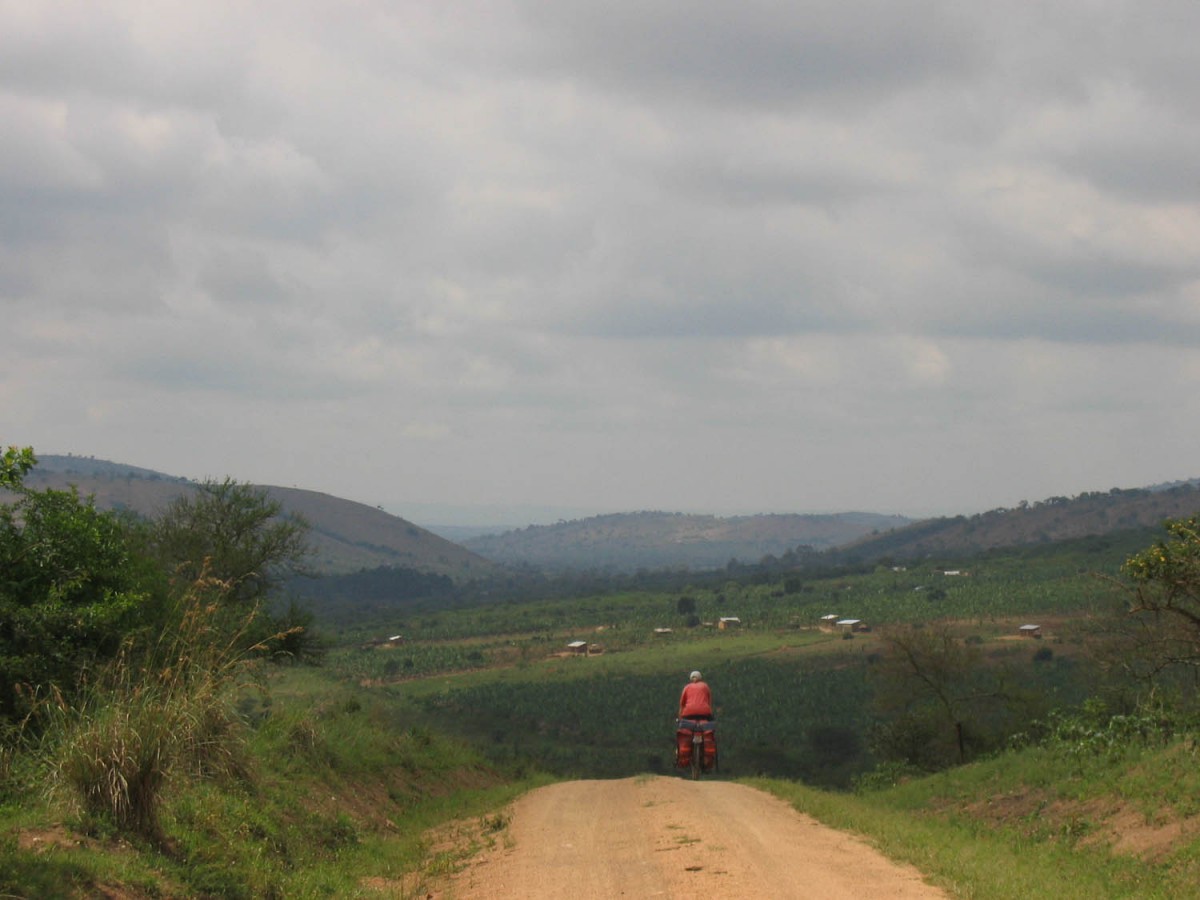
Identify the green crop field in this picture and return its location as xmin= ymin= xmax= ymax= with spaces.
xmin=329 ymin=541 xmax=1123 ymax=789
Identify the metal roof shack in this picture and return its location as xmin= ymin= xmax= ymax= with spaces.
xmin=1018 ymin=624 xmax=1042 ymax=638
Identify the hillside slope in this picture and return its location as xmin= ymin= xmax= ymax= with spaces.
xmin=20 ymin=456 xmax=495 ymax=580
xmin=834 ymin=484 xmax=1200 ymax=562
xmin=463 ymin=510 xmax=913 ymax=572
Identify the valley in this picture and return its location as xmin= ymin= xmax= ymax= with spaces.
xmin=5 ymin=449 xmax=1200 ymax=897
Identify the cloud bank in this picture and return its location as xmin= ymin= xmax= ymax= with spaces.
xmin=4 ymin=1 xmax=1199 ymax=522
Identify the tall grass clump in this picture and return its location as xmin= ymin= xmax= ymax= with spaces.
xmin=43 ymin=571 xmax=276 ymax=842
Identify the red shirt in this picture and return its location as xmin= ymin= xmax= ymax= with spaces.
xmin=679 ymin=681 xmax=713 ymax=718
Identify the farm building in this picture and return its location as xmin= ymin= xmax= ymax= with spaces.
xmin=1019 ymin=624 xmax=1042 ymax=639
xmin=360 ymin=634 xmax=406 ymax=650
xmin=654 ymin=627 xmax=674 ymax=636
xmin=718 ymin=617 xmax=742 ymax=630
xmin=819 ymin=614 xmax=840 ymax=632
xmin=836 ymin=618 xmax=868 ymax=633
xmin=566 ymin=640 xmax=589 ymax=655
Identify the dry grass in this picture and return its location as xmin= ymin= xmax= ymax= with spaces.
xmin=43 ymin=570 xmax=265 ymax=842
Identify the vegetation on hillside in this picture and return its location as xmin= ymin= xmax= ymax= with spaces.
xmin=836 ymin=484 xmax=1200 ymax=563
xmin=2 ymin=452 xmax=318 ymax=861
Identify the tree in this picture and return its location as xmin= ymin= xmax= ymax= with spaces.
xmin=153 ymin=478 xmax=311 ymax=607
xmin=0 ymin=446 xmax=36 ymax=489
xmin=1109 ymin=516 xmax=1200 ymax=685
xmin=0 ymin=484 xmax=162 ymax=720
xmin=870 ymin=624 xmax=1025 ymax=769
xmin=152 ymin=479 xmax=320 ymax=662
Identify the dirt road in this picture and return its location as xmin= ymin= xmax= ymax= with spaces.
xmin=441 ymin=776 xmax=949 ymax=899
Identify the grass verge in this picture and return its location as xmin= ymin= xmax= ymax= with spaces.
xmin=748 ymin=735 xmax=1200 ymax=899
xmin=0 ymin=668 xmax=551 ymax=899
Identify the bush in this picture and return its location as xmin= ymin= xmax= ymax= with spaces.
xmin=0 ymin=486 xmax=163 ymax=721
xmin=1011 ymin=698 xmax=1187 ymax=771
xmin=44 ymin=574 xmax=261 ymax=841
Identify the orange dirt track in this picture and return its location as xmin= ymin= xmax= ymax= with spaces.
xmin=438 ymin=776 xmax=949 ymax=899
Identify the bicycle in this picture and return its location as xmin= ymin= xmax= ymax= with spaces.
xmin=675 ymin=718 xmax=717 ymax=779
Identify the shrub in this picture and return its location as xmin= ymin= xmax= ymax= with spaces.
xmin=44 ymin=572 xmax=262 ymax=841
xmin=0 ymin=485 xmax=163 ymax=721
xmin=1011 ymin=697 xmax=1187 ymax=772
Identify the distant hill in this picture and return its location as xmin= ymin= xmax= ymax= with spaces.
xmin=462 ymin=510 xmax=914 ymax=572
xmin=19 ymin=456 xmax=496 ymax=581
xmin=832 ymin=484 xmax=1200 ymax=563
xmin=22 ymin=455 xmax=1200 ymax=579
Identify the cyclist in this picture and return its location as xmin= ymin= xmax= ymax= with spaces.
xmin=679 ymin=670 xmax=713 ymax=721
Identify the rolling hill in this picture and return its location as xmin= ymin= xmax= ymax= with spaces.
xmin=462 ymin=510 xmax=914 ymax=572
xmin=19 ymin=454 xmax=1200 ymax=577
xmin=19 ymin=455 xmax=496 ymax=581
xmin=831 ymin=483 xmax=1200 ymax=563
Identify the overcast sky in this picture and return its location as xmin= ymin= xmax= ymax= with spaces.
xmin=4 ymin=1 xmax=1200 ymax=525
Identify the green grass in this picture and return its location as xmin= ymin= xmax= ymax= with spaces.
xmin=749 ymin=734 xmax=1200 ymax=899
xmin=0 ymin=665 xmax=552 ymax=899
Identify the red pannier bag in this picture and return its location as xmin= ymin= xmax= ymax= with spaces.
xmin=703 ymin=728 xmax=717 ymax=767
xmin=674 ymin=719 xmax=716 ymax=769
xmin=675 ymin=728 xmax=692 ymax=767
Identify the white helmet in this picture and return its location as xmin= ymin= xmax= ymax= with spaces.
xmin=690 ymin=670 xmax=702 ymax=680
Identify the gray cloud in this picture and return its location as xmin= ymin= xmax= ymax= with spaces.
xmin=4 ymin=0 xmax=1200 ymax=520
xmin=512 ymin=0 xmax=983 ymax=109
